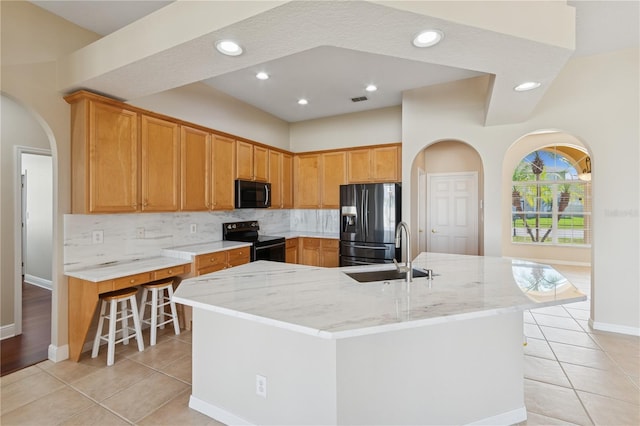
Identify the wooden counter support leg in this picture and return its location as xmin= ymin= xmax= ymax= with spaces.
xmin=68 ymin=277 xmax=100 ymax=361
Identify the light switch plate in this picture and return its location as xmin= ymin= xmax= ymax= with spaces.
xmin=92 ymin=230 xmax=104 ymax=244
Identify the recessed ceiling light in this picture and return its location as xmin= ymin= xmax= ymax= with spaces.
xmin=215 ymin=40 xmax=243 ymax=56
xmin=412 ymin=30 xmax=444 ymax=48
xmin=298 ymin=99 xmax=308 ymax=105
xmin=256 ymin=72 xmax=269 ymax=80
xmin=514 ymin=81 xmax=541 ymax=92
xmin=365 ymin=84 xmax=377 ymax=92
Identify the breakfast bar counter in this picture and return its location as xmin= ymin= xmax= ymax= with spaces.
xmin=174 ymin=253 xmax=585 ymax=425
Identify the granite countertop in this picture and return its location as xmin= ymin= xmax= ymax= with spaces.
xmin=161 ymin=240 xmax=252 ymax=259
xmin=173 ymin=252 xmax=586 ymax=339
xmin=64 ymin=256 xmax=192 ymax=282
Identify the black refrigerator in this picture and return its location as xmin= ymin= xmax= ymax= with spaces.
xmin=339 ymin=183 xmax=401 ymax=266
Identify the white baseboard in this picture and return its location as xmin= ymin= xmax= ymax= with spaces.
xmin=590 ymin=319 xmax=640 ymax=336
xmin=24 ymin=274 xmax=53 ymax=290
xmin=1 ymin=323 xmax=16 ymax=340
xmin=189 ymin=395 xmax=253 ymax=426
xmin=467 ymin=407 xmax=527 ymax=425
xmin=48 ymin=344 xmax=69 ymax=362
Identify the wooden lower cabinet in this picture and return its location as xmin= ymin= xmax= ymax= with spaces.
xmin=298 ymin=237 xmax=339 ymax=267
xmin=286 ymin=238 xmax=298 ymax=264
xmin=194 ymin=247 xmax=250 ymax=275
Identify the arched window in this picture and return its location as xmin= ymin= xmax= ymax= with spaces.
xmin=511 ymin=146 xmax=591 ymax=246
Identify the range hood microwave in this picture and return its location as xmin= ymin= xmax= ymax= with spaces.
xmin=235 ymin=180 xmax=271 ymax=208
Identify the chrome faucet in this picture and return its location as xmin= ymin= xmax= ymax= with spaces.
xmin=394 ymin=221 xmax=412 ymax=283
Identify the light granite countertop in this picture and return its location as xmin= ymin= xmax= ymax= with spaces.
xmin=280 ymin=231 xmax=339 ymax=240
xmin=173 ymin=252 xmax=586 ymax=339
xmin=161 ymin=240 xmax=252 ymax=259
xmin=64 ymin=256 xmax=192 ymax=282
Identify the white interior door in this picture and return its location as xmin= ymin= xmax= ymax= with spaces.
xmin=427 ymin=172 xmax=478 ymax=255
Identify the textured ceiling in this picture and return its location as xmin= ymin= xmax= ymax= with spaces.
xmin=33 ymin=1 xmax=639 ymax=125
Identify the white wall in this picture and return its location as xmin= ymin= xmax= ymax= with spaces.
xmin=402 ymin=51 xmax=639 ymax=334
xmin=289 ymin=106 xmax=402 ymax=152
xmin=22 ymin=153 xmax=53 ymax=284
xmin=128 ymin=82 xmax=290 ymax=150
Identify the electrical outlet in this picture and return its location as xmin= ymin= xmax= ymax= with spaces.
xmin=136 ymin=227 xmax=145 ymax=238
xmin=256 ymin=374 xmax=267 ymax=398
xmin=190 ymin=224 xmax=197 ymax=234
xmin=92 ymin=230 xmax=104 ymax=244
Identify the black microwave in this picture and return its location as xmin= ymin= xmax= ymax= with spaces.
xmin=235 ymin=180 xmax=271 ymax=208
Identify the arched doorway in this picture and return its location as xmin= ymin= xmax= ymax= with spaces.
xmin=411 ymin=140 xmax=484 ymax=256
xmin=1 ymin=94 xmax=55 ymax=374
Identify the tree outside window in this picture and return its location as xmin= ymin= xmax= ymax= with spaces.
xmin=511 ymin=147 xmax=591 ymax=246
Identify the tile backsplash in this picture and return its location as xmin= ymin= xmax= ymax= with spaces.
xmin=64 ymin=209 xmax=339 ymax=270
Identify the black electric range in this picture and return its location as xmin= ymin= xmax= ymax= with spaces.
xmin=222 ymin=221 xmax=286 ymax=262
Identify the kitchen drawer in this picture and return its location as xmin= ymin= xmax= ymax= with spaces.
xmin=227 ymin=247 xmax=250 ymax=266
xmin=285 ymin=238 xmax=298 ymax=248
xmin=322 ymin=239 xmax=339 ymax=248
xmin=102 ymin=272 xmax=152 ymax=292
xmin=152 ymin=264 xmax=189 ymax=280
xmin=302 ymin=238 xmax=321 ymax=249
xmin=195 ymin=251 xmax=227 ymax=270
xmin=197 ymin=263 xmax=226 ymax=276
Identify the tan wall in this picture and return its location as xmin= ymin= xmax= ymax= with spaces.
xmin=0 ymin=0 xmax=101 ymax=346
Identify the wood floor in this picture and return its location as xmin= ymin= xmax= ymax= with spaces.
xmin=0 ymin=282 xmax=51 ymax=376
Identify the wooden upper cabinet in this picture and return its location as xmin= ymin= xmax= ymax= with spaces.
xmin=269 ymin=150 xmax=283 ymax=208
xmin=211 ymin=135 xmax=235 ymax=210
xmin=83 ymin=100 xmax=139 ymax=213
xmin=347 ymin=149 xmax=372 ymax=183
xmin=320 ymin=151 xmax=346 ymax=208
xmin=294 ymin=154 xmax=321 ymax=208
xmin=347 ymin=144 xmax=401 ymax=183
xmin=282 ymin=153 xmax=293 ymax=209
xmin=236 ymin=141 xmax=268 ymax=182
xmin=180 ymin=126 xmax=210 ymax=211
xmin=141 ymin=115 xmax=180 ymax=212
xmin=371 ymin=145 xmax=400 ymax=182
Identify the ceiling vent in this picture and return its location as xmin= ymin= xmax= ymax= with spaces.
xmin=351 ymin=96 xmax=368 ymax=103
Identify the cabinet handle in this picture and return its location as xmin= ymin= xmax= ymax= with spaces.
xmin=143 ymin=200 xmax=148 ymax=207
xmin=130 ymin=279 xmax=136 ymax=283
xmin=167 ymin=269 xmax=172 ymax=274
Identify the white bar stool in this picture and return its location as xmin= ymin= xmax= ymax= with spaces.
xmin=139 ymin=278 xmax=181 ymax=346
xmin=92 ymin=287 xmax=144 ymax=366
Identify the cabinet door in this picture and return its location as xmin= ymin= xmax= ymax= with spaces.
xmin=321 ymin=151 xmax=346 ymax=208
xmin=236 ymin=140 xmax=254 ymax=180
xmin=320 ymin=239 xmax=340 ymax=267
xmin=372 ymin=145 xmax=400 ymax=182
xmin=88 ymin=101 xmax=139 ymax=212
xmin=269 ymin=150 xmax=283 ymax=208
xmin=227 ymin=247 xmax=251 ymax=267
xmin=212 ymin=135 xmax=235 ymax=210
xmin=299 ymin=238 xmax=321 ymax=266
xmin=294 ymin=154 xmax=321 ymax=208
xmin=253 ymin=145 xmax=269 ymax=182
xmin=180 ymin=126 xmax=211 ymax=211
xmin=282 ymin=153 xmax=293 ymax=208
xmin=347 ymin=149 xmax=371 ymax=183
xmin=285 ymin=238 xmax=298 ymax=264
xmin=141 ymin=115 xmax=180 ymax=211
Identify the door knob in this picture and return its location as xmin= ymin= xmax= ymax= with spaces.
xmin=431 ymin=229 xmax=437 ymax=233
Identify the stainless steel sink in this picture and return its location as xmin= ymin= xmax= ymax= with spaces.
xmin=344 ymin=268 xmax=434 ymax=283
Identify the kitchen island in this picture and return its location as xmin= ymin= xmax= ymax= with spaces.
xmin=173 ymin=253 xmax=585 ymax=425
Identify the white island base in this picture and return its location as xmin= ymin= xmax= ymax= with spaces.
xmin=189 ymin=308 xmax=526 ymax=425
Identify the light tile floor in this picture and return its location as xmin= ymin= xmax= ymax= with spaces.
xmin=1 ymin=265 xmax=638 ymax=425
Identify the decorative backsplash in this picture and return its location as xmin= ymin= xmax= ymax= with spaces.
xmin=64 ymin=209 xmax=339 ymax=270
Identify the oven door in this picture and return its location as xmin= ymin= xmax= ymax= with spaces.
xmin=254 ymin=241 xmax=286 ymax=262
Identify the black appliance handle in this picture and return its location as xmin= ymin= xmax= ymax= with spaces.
xmin=255 ymin=242 xmax=285 ymax=250
xmin=264 ymin=184 xmax=270 ymax=206
xmin=349 ymin=245 xmax=387 ymax=250
xmin=360 ymin=188 xmax=366 ymax=237
xmin=364 ymin=189 xmax=369 ymax=237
